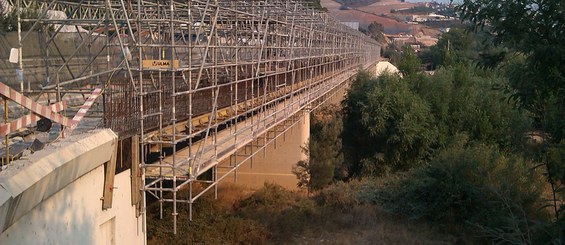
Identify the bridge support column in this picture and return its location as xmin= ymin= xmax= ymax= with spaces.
xmin=218 ymin=111 xmax=310 ymax=189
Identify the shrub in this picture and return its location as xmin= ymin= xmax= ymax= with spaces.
xmin=412 ymin=65 xmax=532 ymax=151
xmin=234 ymin=183 xmax=317 ymax=242
xmin=146 ymin=190 xmax=268 ymax=244
xmin=317 ymin=181 xmax=360 ymax=210
xmin=0 ymin=3 xmax=41 ymax=33
xmin=235 ymin=183 xmax=297 ymax=210
xmin=373 ymin=144 xmax=549 ymax=242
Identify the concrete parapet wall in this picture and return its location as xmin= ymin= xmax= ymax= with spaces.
xmin=0 ymin=129 xmax=117 ymax=232
xmin=0 ymin=129 xmax=144 ymax=244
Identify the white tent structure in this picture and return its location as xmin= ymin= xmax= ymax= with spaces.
xmin=375 ymin=61 xmax=402 ymax=77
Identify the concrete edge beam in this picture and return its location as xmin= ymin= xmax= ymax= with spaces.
xmin=0 ymin=129 xmax=118 ymax=233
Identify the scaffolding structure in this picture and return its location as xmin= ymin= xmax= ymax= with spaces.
xmin=4 ymin=0 xmax=380 ymax=235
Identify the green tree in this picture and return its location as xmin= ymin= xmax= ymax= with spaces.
xmin=292 ymin=157 xmax=310 ymax=190
xmin=412 ymin=64 xmax=531 ymax=150
xmin=546 ymin=143 xmax=565 ymax=223
xmin=367 ymin=21 xmax=383 ymax=34
xmin=458 ymin=0 xmax=565 ymax=238
xmin=397 ymin=46 xmax=421 ymax=77
xmin=430 ymin=28 xmax=475 ymax=67
xmin=342 ymin=71 xmax=379 ymax=177
xmin=0 ymin=3 xmax=40 ymax=33
xmin=293 ymin=105 xmax=344 ymax=190
xmin=429 ymin=28 xmax=507 ymax=69
xmin=367 ymin=21 xmax=385 ymax=43
xmin=343 ymin=72 xmax=437 ymax=177
xmin=382 ymin=44 xmax=401 ymax=65
xmin=458 ymin=0 xmax=565 ymax=138
xmin=306 ymin=0 xmax=328 ymax=11
xmin=310 ymin=105 xmax=345 ymax=186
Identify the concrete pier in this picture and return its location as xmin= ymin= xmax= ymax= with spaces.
xmin=218 ymin=112 xmax=310 ymax=189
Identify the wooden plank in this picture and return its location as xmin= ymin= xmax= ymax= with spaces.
xmin=102 ymin=139 xmax=118 ymax=210
xmin=130 ymin=135 xmax=141 ymax=216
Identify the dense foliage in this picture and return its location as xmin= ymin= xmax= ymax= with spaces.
xmin=397 ymin=46 xmax=421 ymax=77
xmin=365 ymin=21 xmax=386 ymax=43
xmin=305 ymin=0 xmax=328 ymax=12
xmin=458 ymin=0 xmax=565 ymax=238
xmin=342 ymin=62 xmax=530 ymax=178
xmin=376 ymin=144 xmax=556 ymax=243
xmin=343 ymin=71 xmax=437 ymax=176
xmin=0 ymin=3 xmax=40 ymax=33
xmin=459 ymin=0 xmax=565 ymax=138
xmin=296 ymin=8 xmax=564 ymax=240
xmin=334 ymin=60 xmax=559 ymax=241
xmin=413 ymin=64 xmax=531 ymax=150
xmin=421 ymin=28 xmax=508 ymax=70
xmin=293 ymin=105 xmax=345 ymax=191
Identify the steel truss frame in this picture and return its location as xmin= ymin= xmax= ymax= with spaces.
xmin=8 ymin=0 xmax=380 ymax=235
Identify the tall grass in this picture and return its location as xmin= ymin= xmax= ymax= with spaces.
xmin=147 ymin=182 xmax=454 ymax=244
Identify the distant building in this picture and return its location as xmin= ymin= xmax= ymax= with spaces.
xmin=439 ymin=27 xmax=451 ymax=33
xmin=416 ymin=36 xmax=438 ymax=47
xmin=341 ymin=22 xmax=360 ymax=31
xmin=386 ymin=34 xmax=418 ymax=48
xmin=410 ymin=13 xmax=449 ymax=22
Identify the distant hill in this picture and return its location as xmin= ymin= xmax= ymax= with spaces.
xmin=322 ymin=0 xmax=441 ymax=37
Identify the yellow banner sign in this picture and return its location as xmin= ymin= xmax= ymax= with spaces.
xmin=142 ymin=60 xmax=180 ymax=69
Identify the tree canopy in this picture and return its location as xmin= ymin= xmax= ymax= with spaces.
xmin=366 ymin=21 xmax=386 ymax=43
xmin=459 ymin=0 xmax=565 ymax=141
xmin=459 ymin=0 xmax=565 ymax=226
xmin=397 ymin=46 xmax=421 ymax=77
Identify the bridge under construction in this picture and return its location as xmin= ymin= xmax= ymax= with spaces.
xmin=0 ymin=0 xmax=380 ymax=240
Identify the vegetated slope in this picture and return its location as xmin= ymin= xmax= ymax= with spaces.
xmin=330 ymin=9 xmax=415 ymax=34
xmin=146 ymin=183 xmax=455 ymax=244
